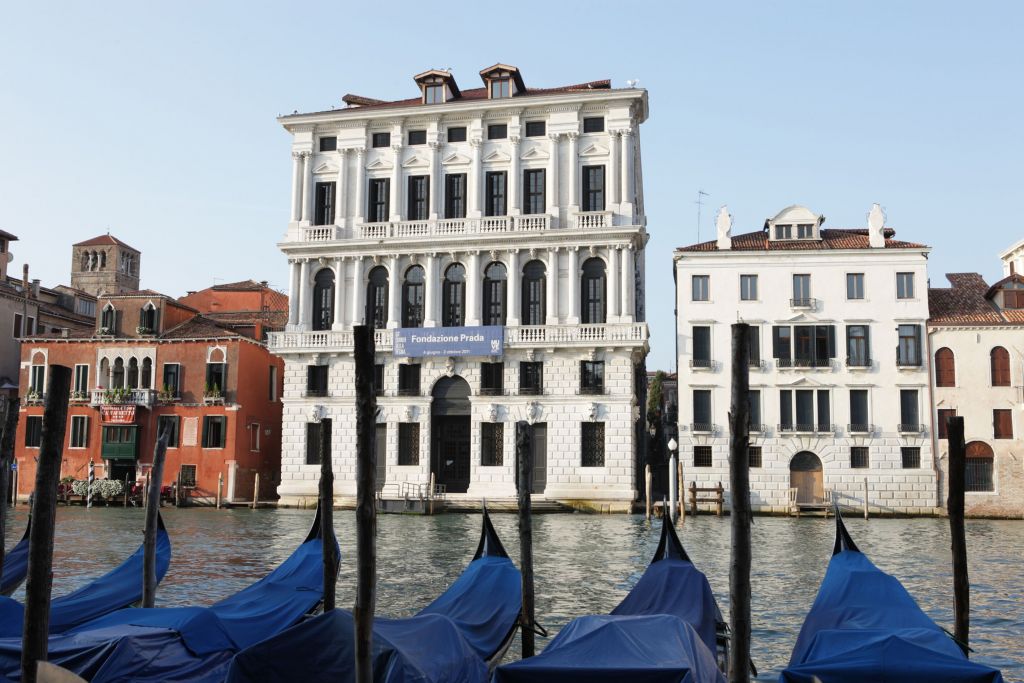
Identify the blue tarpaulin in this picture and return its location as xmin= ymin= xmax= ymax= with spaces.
xmin=781 ymin=521 xmax=1004 ymax=683
xmin=0 ymin=522 xmax=30 ymax=596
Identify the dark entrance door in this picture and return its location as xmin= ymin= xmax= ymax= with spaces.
xmin=431 ymin=376 xmax=472 ymax=494
xmin=375 ymin=424 xmax=387 ymax=492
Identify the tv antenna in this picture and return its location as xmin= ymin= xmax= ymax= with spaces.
xmin=695 ymin=190 xmax=709 ymax=242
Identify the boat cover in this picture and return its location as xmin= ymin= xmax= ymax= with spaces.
xmin=0 ymin=520 xmax=30 ymax=596
xmin=781 ymin=517 xmax=1004 ymax=683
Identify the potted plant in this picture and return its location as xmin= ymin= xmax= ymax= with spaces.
xmin=157 ymin=384 xmax=178 ymax=403
xmin=69 ymin=389 xmax=88 ymax=402
xmin=99 ymin=326 xmax=112 ymax=335
xmin=203 ymin=383 xmax=223 ymax=404
xmin=25 ymin=388 xmax=42 ymax=404
xmin=136 ymin=325 xmax=153 ymax=335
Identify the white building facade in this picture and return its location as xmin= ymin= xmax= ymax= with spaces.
xmin=673 ymin=204 xmax=939 ymax=515
xmin=270 ymin=65 xmax=649 ymax=510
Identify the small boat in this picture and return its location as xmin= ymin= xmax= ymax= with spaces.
xmin=0 ymin=513 xmax=172 ymax=636
xmin=0 ymin=504 xmax=336 ymax=682
xmin=781 ymin=510 xmax=1004 ymax=683
xmin=493 ymin=513 xmax=727 ymax=683
xmin=0 ymin=517 xmax=31 ymax=596
xmin=226 ymin=509 xmax=522 ymax=683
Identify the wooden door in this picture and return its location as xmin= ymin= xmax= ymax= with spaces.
xmin=790 ymin=451 xmax=824 ymax=504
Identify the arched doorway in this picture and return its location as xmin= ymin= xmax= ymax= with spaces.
xmin=790 ymin=451 xmax=824 ymax=505
xmin=432 ymin=376 xmax=471 ymax=494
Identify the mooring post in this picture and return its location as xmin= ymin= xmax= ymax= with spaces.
xmin=863 ymin=477 xmax=869 ymax=520
xmin=677 ymin=457 xmax=685 ymax=521
xmin=174 ymin=469 xmax=181 ymax=508
xmin=690 ymin=481 xmax=697 ymax=517
xmin=0 ymin=396 xmax=20 ymax=577
xmin=947 ymin=415 xmax=969 ymax=650
xmin=644 ymin=464 xmax=652 ymax=520
xmin=318 ymin=401 xmax=337 ymax=612
xmin=21 ymin=365 xmax=71 ymax=683
xmin=353 ymin=326 xmax=377 ymax=683
xmin=516 ymin=420 xmax=536 ymax=658
xmin=123 ymin=473 xmax=129 ymax=508
xmin=86 ymin=460 xmax=94 ymax=509
xmin=728 ymin=323 xmax=752 ymax=683
xmin=11 ymin=467 xmax=16 ymax=507
xmin=216 ymin=473 xmax=223 ymax=509
xmin=252 ymin=473 xmax=260 ymax=510
xmin=668 ymin=447 xmax=678 ymax=524
xmin=143 ymin=431 xmax=169 ymax=609
xmin=716 ymin=482 xmax=724 ymax=517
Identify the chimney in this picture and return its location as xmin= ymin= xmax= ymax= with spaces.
xmin=31 ymin=279 xmax=40 ymax=299
xmin=715 ymin=206 xmax=733 ymax=250
xmin=22 ymin=264 xmax=29 ymax=295
xmin=867 ymin=203 xmax=886 ymax=248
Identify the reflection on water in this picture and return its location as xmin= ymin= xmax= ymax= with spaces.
xmin=5 ymin=508 xmax=1022 ymax=681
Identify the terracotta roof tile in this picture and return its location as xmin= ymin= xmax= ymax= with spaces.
xmin=677 ymin=228 xmax=927 ymax=252
xmin=72 ymin=234 xmax=139 ymax=251
xmin=928 ymin=273 xmax=1013 ymax=325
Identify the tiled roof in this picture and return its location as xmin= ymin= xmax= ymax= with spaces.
xmin=928 ymin=273 xmax=1018 ymax=326
xmin=205 ymin=309 xmax=289 ymax=330
xmin=676 ymin=228 xmax=928 ymax=252
xmin=211 ymin=279 xmax=269 ymax=291
xmin=160 ymin=315 xmax=243 ymax=340
xmin=73 ymin=234 xmax=139 ymax=251
xmin=289 ymin=80 xmax=615 ymax=117
xmin=984 ymin=273 xmax=1024 ymax=299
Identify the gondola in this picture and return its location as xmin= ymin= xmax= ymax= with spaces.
xmin=0 ymin=503 xmax=336 ymax=682
xmin=493 ymin=512 xmax=726 ymax=683
xmin=781 ymin=509 xmax=1004 ymax=683
xmin=0 ymin=513 xmax=172 ymax=637
xmin=226 ymin=508 xmax=522 ymax=683
xmin=0 ymin=517 xmax=30 ymax=596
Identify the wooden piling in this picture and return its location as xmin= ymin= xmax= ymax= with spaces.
xmin=123 ymin=473 xmax=129 ymax=508
xmin=353 ymin=326 xmax=377 ymax=683
xmin=174 ymin=470 xmax=181 ymax=508
xmin=947 ymin=415 xmax=969 ymax=649
xmin=677 ymin=458 xmax=685 ymax=521
xmin=863 ymin=477 xmax=869 ymax=520
xmin=516 ymin=421 xmax=536 ymax=658
xmin=728 ymin=323 xmax=752 ymax=683
xmin=142 ymin=432 xmax=169 ymax=609
xmin=11 ymin=468 xmax=16 ymax=507
xmin=319 ymin=408 xmax=337 ymax=612
xmin=716 ymin=482 xmax=724 ymax=517
xmin=216 ymin=473 xmax=223 ymax=509
xmin=252 ymin=473 xmax=260 ymax=510
xmin=21 ymin=365 xmax=72 ymax=683
xmin=0 ymin=396 xmax=20 ymax=576
xmin=644 ymin=464 xmax=652 ymax=520
xmin=689 ymin=481 xmax=697 ymax=517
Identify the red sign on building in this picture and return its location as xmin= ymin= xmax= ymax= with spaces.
xmin=100 ymin=405 xmax=136 ymax=424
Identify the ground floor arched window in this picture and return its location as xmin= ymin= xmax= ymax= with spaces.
xmin=965 ymin=441 xmax=994 ymax=492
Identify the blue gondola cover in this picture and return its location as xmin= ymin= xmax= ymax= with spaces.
xmin=0 ymin=523 xmax=30 ymax=596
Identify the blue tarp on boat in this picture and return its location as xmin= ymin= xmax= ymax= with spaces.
xmin=0 ymin=520 xmax=30 ymax=596
xmin=227 ymin=511 xmax=522 ymax=683
xmin=781 ymin=515 xmax=1003 ymax=683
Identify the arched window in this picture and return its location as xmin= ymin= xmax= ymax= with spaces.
xmin=141 ymin=358 xmax=152 ymax=389
xmin=402 ymin=265 xmax=425 ymax=328
xmin=991 ymin=346 xmax=1010 ymax=386
xmin=99 ymin=358 xmax=109 ymax=389
xmin=99 ymin=251 xmax=106 ymax=268
xmin=312 ymin=268 xmax=335 ymax=331
xmin=482 ymin=262 xmax=507 ymax=326
xmin=965 ymin=441 xmax=994 ymax=492
xmin=442 ymin=263 xmax=466 ymax=327
xmin=935 ymin=347 xmax=956 ymax=387
xmin=580 ymin=257 xmax=607 ymax=324
xmin=521 ymin=260 xmax=546 ymax=325
xmin=100 ymin=304 xmax=116 ymax=333
xmin=127 ymin=358 xmax=139 ymax=389
xmin=139 ymin=302 xmax=157 ymax=333
xmin=80 ymin=252 xmax=89 ymax=272
xmin=112 ymin=358 xmax=125 ymax=389
xmin=366 ymin=266 xmax=389 ymax=329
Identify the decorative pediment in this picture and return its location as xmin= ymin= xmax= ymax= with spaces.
xmin=313 ymin=162 xmax=338 ymax=174
xmin=579 ymin=143 xmax=609 ymax=157
xmin=442 ymin=152 xmax=471 ymax=166
xmin=482 ymin=149 xmax=511 ymax=163
xmin=401 ymin=155 xmax=429 ymax=169
xmin=365 ymin=157 xmax=393 ymax=170
xmin=777 ymin=376 xmax=831 ymax=388
xmin=780 ymin=312 xmax=823 ymax=324
xmin=519 ymin=146 xmax=549 ymax=161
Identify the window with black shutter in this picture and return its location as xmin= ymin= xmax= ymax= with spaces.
xmin=519 ymin=362 xmax=543 ymax=395
xmin=693 ymin=326 xmax=711 ymax=364
xmin=899 ymin=390 xmax=919 ymax=430
xmin=442 ymin=264 xmax=466 ymax=327
xmin=311 ymin=268 xmax=335 ymax=331
xmin=580 ymin=361 xmax=604 ymax=394
xmin=748 ymin=390 xmax=761 ymax=429
xmin=368 ymin=178 xmax=390 ymax=223
xmin=157 ymin=415 xmax=179 ymax=448
xmin=482 ymin=262 xmax=507 ymax=325
xmin=398 ymin=364 xmax=421 ymax=396
xmin=481 ymin=362 xmax=503 ymax=395
xmin=748 ymin=327 xmax=761 ymax=366
xmin=846 ymin=325 xmax=870 ymax=366
xmin=481 ymin=423 xmax=503 ymax=466
xmin=306 ymin=365 xmax=328 ymax=397
xmin=897 ymin=325 xmax=922 ymax=366
xmin=581 ymin=165 xmax=605 ymax=212
xmin=407 ymin=176 xmax=429 ymax=220
xmin=582 ymin=117 xmax=604 ymax=133
xmin=485 ymin=172 xmax=507 ymax=216
xmin=374 ymin=364 xmax=385 ymax=397
xmin=525 ymin=121 xmax=546 ymax=137
xmin=581 ymin=422 xmax=605 ymax=467
xmin=202 ymin=416 xmax=226 ymax=449
xmin=206 ymin=363 xmax=226 ymax=395
xmin=849 ymin=390 xmax=869 ymax=432
xmin=25 ymin=416 xmax=43 ymax=448
xmin=366 ymin=266 xmax=389 ymax=329
xmin=521 ymin=260 xmax=546 ymax=324
xmin=580 ymin=258 xmax=606 ymax=324
xmin=772 ymin=326 xmax=791 ymax=363
xmin=402 ymin=266 xmax=425 ymax=328
xmin=692 ymin=390 xmax=711 ymax=428
xmin=523 ymin=169 xmax=546 ymax=215
xmin=314 ymin=181 xmax=336 ymax=225
xmin=445 ymin=174 xmax=467 ymax=218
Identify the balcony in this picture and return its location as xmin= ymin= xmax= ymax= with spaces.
xmin=344 ymin=214 xmax=559 ymax=242
xmin=479 ymin=387 xmax=507 ymax=397
xmin=518 ymin=386 xmax=543 ymax=396
xmin=790 ymin=297 xmax=816 ymax=309
xmin=301 ymin=225 xmax=340 ymax=242
xmin=690 ymin=422 xmax=716 ymax=433
xmin=89 ymin=388 xmax=156 ymax=408
xmin=578 ymin=386 xmax=606 ymax=396
xmin=574 ymin=211 xmax=613 ymax=229
xmin=778 ymin=423 xmax=834 ymax=434
xmin=896 ymin=358 xmax=923 ymax=368
xmin=25 ymin=391 xmax=45 ymax=405
xmin=898 ymin=423 xmax=925 ymax=434
xmin=396 ymin=388 xmax=421 ymax=397
xmin=748 ymin=359 xmax=766 ymax=370
xmin=748 ymin=423 xmax=767 ymax=433
xmin=846 ymin=356 xmax=872 ymax=369
xmin=304 ymin=388 xmax=329 ymax=398
xmin=847 ymin=423 xmax=874 ymax=434
xmin=689 ymin=358 xmax=714 ymax=370
xmin=776 ymin=358 xmax=833 ymax=370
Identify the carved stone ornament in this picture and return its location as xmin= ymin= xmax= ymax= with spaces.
xmin=489 ymin=249 xmax=499 ymax=262
xmin=488 ymin=404 xmax=499 ymax=422
xmin=310 ymin=405 xmax=327 ymax=423
xmin=445 ymin=357 xmax=456 ymax=377
xmin=318 ymin=257 xmax=329 ymax=266
xmin=589 ymin=402 xmax=599 ymax=421
xmin=524 ymin=349 xmax=535 ymax=362
xmin=527 ymin=401 xmax=542 ymax=424
xmin=404 ymin=405 xmax=416 ymax=422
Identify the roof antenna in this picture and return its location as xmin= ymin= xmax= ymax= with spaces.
xmin=626 ymin=79 xmax=639 ymax=88
xmin=695 ymin=190 xmax=709 ymax=242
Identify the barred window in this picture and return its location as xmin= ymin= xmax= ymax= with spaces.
xmin=965 ymin=441 xmax=994 ymax=492
xmin=481 ymin=423 xmax=503 ymax=466
xmin=851 ymin=447 xmax=869 ymax=469
xmin=180 ymin=464 xmax=197 ymax=488
xmin=901 ymin=447 xmax=921 ymax=469
xmin=694 ymin=446 xmax=713 ymax=468
xmin=398 ymin=423 xmax=420 ymax=466
xmin=748 ymin=446 xmax=762 ymax=468
xmin=581 ymin=422 xmax=604 ymax=467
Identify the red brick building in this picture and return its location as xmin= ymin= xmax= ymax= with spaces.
xmin=15 ymin=283 xmax=286 ymax=504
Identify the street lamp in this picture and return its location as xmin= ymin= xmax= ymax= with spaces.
xmin=667 ymin=437 xmax=678 ymax=522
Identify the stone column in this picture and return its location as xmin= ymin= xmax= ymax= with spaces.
xmin=567 ymin=246 xmax=580 ymax=324
xmin=547 ymin=133 xmax=560 ymax=224
xmin=621 ymin=130 xmax=634 ymax=216
xmin=608 ymin=131 xmax=620 ymax=207
xmin=287 ymin=260 xmax=300 ymax=328
xmin=354 ymin=147 xmax=366 ymax=226
xmin=290 ymin=152 xmax=303 ymax=223
xmin=351 ymin=256 xmax=365 ymax=325
xmin=332 ymin=257 xmax=346 ymax=330
xmin=387 ymin=255 xmax=401 ymax=328
xmin=390 ymin=144 xmax=402 ymax=222
xmin=469 ymin=138 xmax=483 ymax=218
xmin=428 ymin=142 xmax=442 ymax=220
xmin=509 ymin=135 xmax=521 ymax=216
xmin=465 ymin=251 xmax=481 ymax=327
xmin=424 ymin=253 xmax=438 ymax=327
xmin=507 ymin=249 xmax=520 ymax=326
xmin=297 ymin=259 xmax=311 ymax=330
xmin=622 ymin=245 xmax=635 ymax=319
xmin=608 ymin=246 xmax=621 ymax=322
xmin=335 ymin=148 xmax=348 ymax=229
xmin=567 ymin=132 xmax=579 ymax=215
xmin=300 ymin=152 xmax=312 ymax=224
xmin=546 ymin=247 xmax=559 ymax=325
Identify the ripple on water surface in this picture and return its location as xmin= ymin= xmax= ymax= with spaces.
xmin=5 ymin=508 xmax=1022 ymax=681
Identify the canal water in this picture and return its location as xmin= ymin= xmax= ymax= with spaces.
xmin=4 ymin=507 xmax=1022 ymax=681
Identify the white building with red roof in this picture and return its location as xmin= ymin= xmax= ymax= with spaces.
xmin=673 ymin=204 xmax=938 ymax=515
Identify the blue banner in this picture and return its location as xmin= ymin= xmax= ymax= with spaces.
xmin=393 ymin=326 xmax=504 ymax=358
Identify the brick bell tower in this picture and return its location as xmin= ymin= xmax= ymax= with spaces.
xmin=70 ymin=233 xmax=141 ymax=296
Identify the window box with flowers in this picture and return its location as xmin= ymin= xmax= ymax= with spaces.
xmin=98 ymin=326 xmax=113 ymax=336
xmin=157 ymin=386 xmax=180 ymax=404
xmin=136 ymin=325 xmax=155 ymax=336
xmin=203 ymin=384 xmax=224 ymax=405
xmin=69 ymin=390 xmax=90 ymax=403
xmin=25 ymin=389 xmax=44 ymax=405
xmin=103 ymin=387 xmax=133 ymax=405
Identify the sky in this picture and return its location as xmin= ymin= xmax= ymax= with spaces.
xmin=2 ymin=1 xmax=1021 ymax=370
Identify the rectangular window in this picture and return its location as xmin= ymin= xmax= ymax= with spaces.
xmin=163 ymin=363 xmax=180 ymax=397
xmin=374 ymin=364 xmax=385 ymax=397
xmin=581 ymin=422 xmax=605 ymax=467
xmin=792 ymin=274 xmax=811 ymax=303
xmin=900 ymin=390 xmax=920 ymax=430
xmin=897 ymin=325 xmax=922 ymax=366
xmin=748 ymin=326 xmax=761 ymax=366
xmin=407 ymin=175 xmax=429 ymax=220
xmin=748 ymin=390 xmax=761 ymax=429
xmin=851 ymin=447 xmax=870 ymax=469
xmin=485 ymin=171 xmax=507 ymax=216
xmin=748 ymin=446 xmax=762 ymax=468
xmin=772 ymin=326 xmax=792 ymax=363
xmin=694 ymin=446 xmax=713 ymax=468
xmin=525 ymin=121 xmax=546 ymax=137
xmin=692 ymin=326 xmax=711 ymax=365
xmin=691 ymin=275 xmax=709 ymax=302
xmin=849 ymin=390 xmax=869 ymax=432
xmin=775 ymin=224 xmax=792 ymax=240
xmin=580 ymin=361 xmax=604 ymax=395
xmin=306 ymin=419 xmax=331 ymax=465
xmin=398 ymin=364 xmax=421 ymax=396
xmin=817 ymin=389 xmax=831 ymax=431
xmin=581 ymin=165 xmax=605 ymax=212
xmin=937 ymin=408 xmax=957 ymax=439
xmin=371 ymin=132 xmax=390 ymax=148
xmin=368 ymin=178 xmax=390 ymax=223
xmin=206 ymin=363 xmax=226 ymax=394
xmin=896 ymin=272 xmax=915 ymax=299
xmin=481 ymin=362 xmax=503 ymax=395
xmin=487 ymin=124 xmax=507 ymax=140
xmin=424 ymin=84 xmax=443 ymax=104
xmin=523 ymin=169 xmax=546 ymax=215
xmin=901 ymin=447 xmax=921 ymax=469
xmin=306 ymin=365 xmax=328 ymax=397
xmin=25 ymin=415 xmax=42 ymax=447
xmin=314 ymin=181 xmax=336 ymax=225
xmin=740 ymin=274 xmax=758 ymax=301
xmin=847 ymin=273 xmax=865 ymax=300
xmin=157 ymin=415 xmax=180 ymax=448
xmin=797 ymin=223 xmax=814 ymax=239
xmin=520 ymin=362 xmax=543 ymax=395
xmin=994 ymin=409 xmax=1013 ymax=439
xmin=179 ymin=464 xmax=197 ymax=488
xmin=13 ymin=313 xmax=22 ymax=338
xmin=481 ymin=423 xmax=503 ymax=466
xmin=398 ymin=423 xmax=420 ymax=465
xmin=966 ymin=455 xmax=994 ymax=492
xmin=1003 ymin=289 xmax=1024 ymax=309
xmin=29 ymin=365 xmax=45 ymax=394
xmin=202 ymin=416 xmax=226 ymax=449
xmin=444 ymin=174 xmax=466 ymax=219
xmin=447 ymin=126 xmax=467 ymax=143
xmin=846 ymin=325 xmax=870 ymax=366
xmin=407 ymin=130 xmax=426 ymax=146
xmin=319 ymin=136 xmax=337 ymax=152
xmin=692 ymin=389 xmax=712 ymax=428
xmin=73 ymin=364 xmax=89 ymax=394
xmin=268 ymin=365 xmax=278 ymax=402
xmin=69 ymin=416 xmax=88 ymax=448
xmin=582 ymin=117 xmax=604 ymax=133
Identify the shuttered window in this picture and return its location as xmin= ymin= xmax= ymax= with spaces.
xmin=991 ymin=346 xmax=1010 ymax=386
xmin=934 ymin=347 xmax=956 ymax=387
xmin=994 ymin=409 xmax=1013 ymax=439
xmin=937 ymin=408 xmax=957 ymax=440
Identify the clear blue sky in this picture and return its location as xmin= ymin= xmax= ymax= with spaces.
xmin=2 ymin=1 xmax=1020 ymax=370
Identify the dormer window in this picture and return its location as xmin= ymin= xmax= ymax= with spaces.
xmin=413 ymin=69 xmax=460 ymax=105
xmin=490 ymin=78 xmax=511 ymax=99
xmin=797 ymin=223 xmax=814 ymax=239
xmin=766 ymin=206 xmax=824 ymax=242
xmin=425 ymin=84 xmax=444 ymax=104
xmin=479 ymin=64 xmax=525 ymax=100
xmin=775 ymin=224 xmax=792 ymax=240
